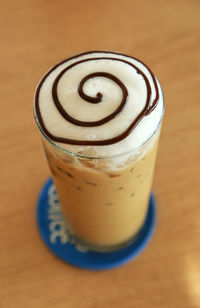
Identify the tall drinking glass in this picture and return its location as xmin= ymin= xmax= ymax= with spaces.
xmin=34 ymin=51 xmax=164 ymax=252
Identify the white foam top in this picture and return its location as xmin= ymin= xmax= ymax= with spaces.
xmin=35 ymin=51 xmax=164 ymax=158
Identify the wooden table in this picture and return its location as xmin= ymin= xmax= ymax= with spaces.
xmin=1 ymin=0 xmax=200 ymax=307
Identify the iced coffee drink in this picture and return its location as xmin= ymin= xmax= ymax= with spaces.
xmin=34 ymin=51 xmax=164 ymax=252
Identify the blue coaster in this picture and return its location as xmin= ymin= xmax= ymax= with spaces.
xmin=37 ymin=178 xmax=156 ymax=270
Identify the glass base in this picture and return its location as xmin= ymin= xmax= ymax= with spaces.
xmin=36 ymin=178 xmax=156 ymax=270
xmin=73 ymin=225 xmax=147 ymax=253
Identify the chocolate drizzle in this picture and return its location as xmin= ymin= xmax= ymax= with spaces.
xmin=35 ymin=51 xmax=159 ymax=146
xmin=53 ymin=70 xmax=128 ymax=127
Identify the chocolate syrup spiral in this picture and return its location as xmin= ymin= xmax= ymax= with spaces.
xmin=35 ymin=51 xmax=159 ymax=146
xmin=53 ymin=71 xmax=128 ymax=127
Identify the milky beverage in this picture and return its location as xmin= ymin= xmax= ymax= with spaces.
xmin=34 ymin=51 xmax=164 ymax=252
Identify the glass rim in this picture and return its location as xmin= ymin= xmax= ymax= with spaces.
xmin=33 ymin=77 xmax=164 ymax=161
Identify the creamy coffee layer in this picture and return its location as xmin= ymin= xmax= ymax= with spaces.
xmin=34 ymin=51 xmax=164 ymax=157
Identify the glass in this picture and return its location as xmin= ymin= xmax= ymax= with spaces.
xmin=33 ymin=88 xmax=164 ymax=253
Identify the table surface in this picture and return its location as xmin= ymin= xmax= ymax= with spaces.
xmin=1 ymin=0 xmax=200 ymax=307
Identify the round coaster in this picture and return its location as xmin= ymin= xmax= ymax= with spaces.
xmin=37 ymin=178 xmax=156 ymax=270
